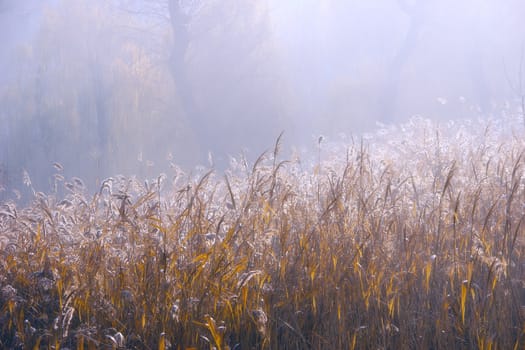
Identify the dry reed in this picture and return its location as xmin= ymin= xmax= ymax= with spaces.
xmin=0 ymin=116 xmax=524 ymax=349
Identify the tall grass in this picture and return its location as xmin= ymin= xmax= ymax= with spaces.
xmin=1 ymin=116 xmax=524 ymax=349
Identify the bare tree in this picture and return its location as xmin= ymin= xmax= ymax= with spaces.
xmin=379 ymin=0 xmax=429 ymax=122
xmin=121 ymin=0 xmax=278 ymax=163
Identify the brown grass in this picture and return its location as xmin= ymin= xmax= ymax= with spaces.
xmin=0 ymin=117 xmax=524 ymax=349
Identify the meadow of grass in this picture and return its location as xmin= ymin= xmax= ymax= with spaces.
xmin=0 ymin=116 xmax=524 ymax=349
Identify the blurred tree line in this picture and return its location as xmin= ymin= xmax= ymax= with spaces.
xmin=1 ymin=0 xmax=524 ymax=199
xmin=0 ymin=0 xmax=289 ymax=197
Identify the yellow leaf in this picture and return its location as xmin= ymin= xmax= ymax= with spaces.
xmin=193 ymin=253 xmax=210 ymax=265
xmin=424 ymin=261 xmax=432 ymax=293
xmin=310 ymin=265 xmax=317 ymax=283
xmin=350 ymin=332 xmax=357 ymax=350
xmin=460 ymin=282 xmax=467 ymax=325
xmin=388 ymin=297 xmax=395 ymax=318
xmin=158 ymin=333 xmax=165 ymax=350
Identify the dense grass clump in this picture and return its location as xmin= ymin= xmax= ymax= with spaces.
xmin=1 ymin=116 xmax=524 ymax=349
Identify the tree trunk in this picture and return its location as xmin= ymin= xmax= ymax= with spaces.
xmin=167 ymin=0 xmax=212 ymax=161
xmin=379 ymin=0 xmax=426 ymax=122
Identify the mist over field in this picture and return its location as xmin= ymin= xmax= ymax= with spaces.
xmin=1 ymin=2 xmax=525 ymax=348
xmin=1 ymin=0 xmax=525 ymax=197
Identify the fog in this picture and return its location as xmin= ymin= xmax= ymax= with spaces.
xmin=1 ymin=0 xmax=524 ymax=198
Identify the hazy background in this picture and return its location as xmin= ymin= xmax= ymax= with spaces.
xmin=1 ymin=0 xmax=525 ymax=198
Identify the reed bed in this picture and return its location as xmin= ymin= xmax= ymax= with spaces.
xmin=1 ymin=116 xmax=524 ymax=349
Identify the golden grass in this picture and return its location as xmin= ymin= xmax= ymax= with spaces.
xmin=0 ymin=117 xmax=524 ymax=349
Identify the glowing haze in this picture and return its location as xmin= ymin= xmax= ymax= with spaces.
xmin=0 ymin=0 xmax=524 ymax=198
